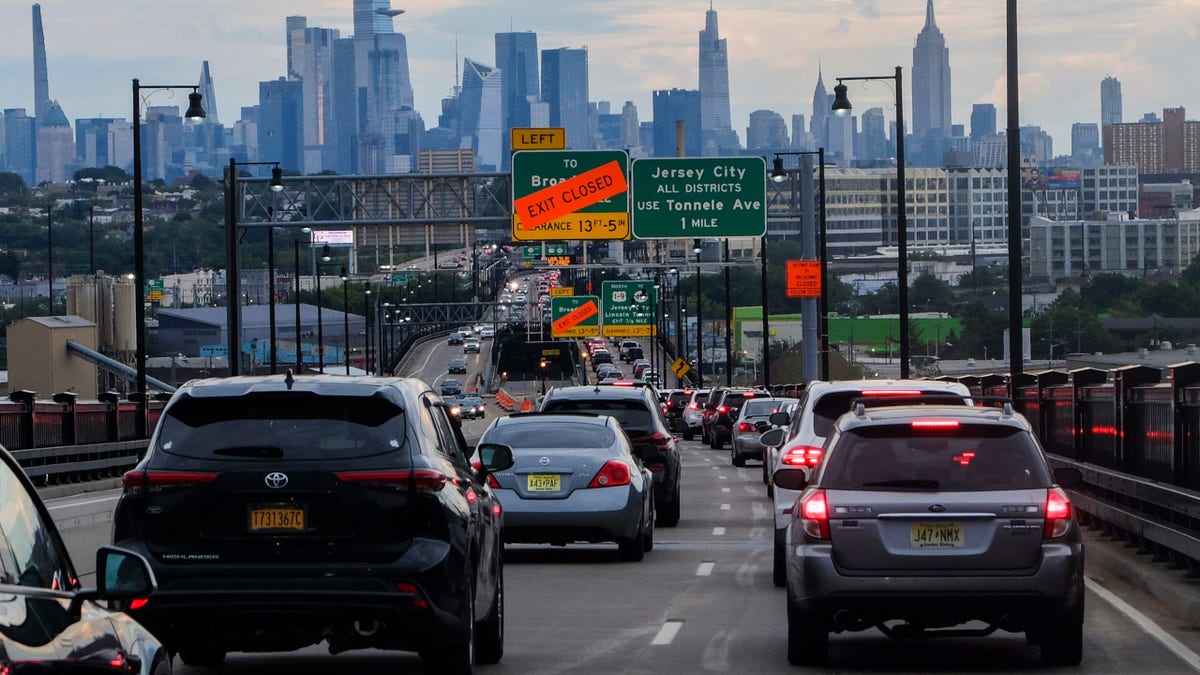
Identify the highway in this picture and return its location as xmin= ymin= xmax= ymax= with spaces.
xmin=42 ymin=330 xmax=1200 ymax=672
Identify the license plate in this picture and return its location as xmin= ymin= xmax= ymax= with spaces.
xmin=249 ymin=505 xmax=306 ymax=532
xmin=526 ymin=474 xmax=561 ymax=492
xmin=910 ymin=522 xmax=963 ymax=548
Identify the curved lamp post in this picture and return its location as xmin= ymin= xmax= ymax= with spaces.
xmin=226 ymin=161 xmax=283 ymax=375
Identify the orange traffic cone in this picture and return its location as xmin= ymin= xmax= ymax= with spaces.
xmin=520 ymin=398 xmax=533 ymax=412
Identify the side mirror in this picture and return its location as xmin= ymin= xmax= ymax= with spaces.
xmin=98 ymin=546 xmax=157 ymax=597
xmin=1053 ymin=466 xmax=1083 ymax=489
xmin=759 ymin=427 xmax=786 ymax=448
xmin=768 ymin=411 xmax=790 ymax=426
xmin=773 ymin=467 xmax=809 ymax=491
xmin=477 ymin=442 xmax=515 ymax=473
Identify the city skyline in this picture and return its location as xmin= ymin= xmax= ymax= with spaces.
xmin=0 ymin=1 xmax=1198 ymax=158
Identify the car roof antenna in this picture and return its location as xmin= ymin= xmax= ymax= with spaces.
xmin=285 ymin=369 xmax=296 ymax=390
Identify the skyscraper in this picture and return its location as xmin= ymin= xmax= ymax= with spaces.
xmin=1071 ymin=122 xmax=1100 ymax=165
xmin=969 ymin=103 xmax=996 ymax=142
xmin=197 ymin=61 xmax=220 ymax=126
xmin=258 ymin=78 xmax=304 ymax=174
xmin=745 ymin=109 xmax=787 ymax=151
xmin=288 ymin=17 xmax=340 ymax=173
xmin=698 ymin=5 xmax=739 ymax=155
xmin=1101 ymin=75 xmax=1123 ymax=127
xmin=810 ymin=66 xmax=829 ymax=150
xmin=861 ymin=107 xmax=887 ymax=162
xmin=911 ymin=0 xmax=952 ymax=165
xmin=542 ymin=47 xmax=590 ymax=150
xmin=459 ymin=58 xmax=503 ymax=171
xmin=354 ymin=0 xmax=401 ymax=37
xmin=32 ymin=4 xmax=49 ymax=127
xmin=35 ymin=101 xmax=71 ymax=183
xmin=495 ymin=31 xmax=539 ymax=167
xmin=4 ymin=109 xmax=35 ymax=185
xmin=652 ymin=89 xmax=700 ymax=157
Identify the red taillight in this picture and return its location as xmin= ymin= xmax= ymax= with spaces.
xmin=911 ymin=419 xmax=961 ymax=430
xmin=641 ymin=431 xmax=673 ymax=449
xmin=335 ymin=469 xmax=448 ymax=493
xmin=799 ymin=489 xmax=830 ymax=539
xmin=737 ymin=422 xmax=757 ymax=432
xmin=1044 ymin=487 xmax=1073 ymax=538
xmin=396 ymin=581 xmax=429 ymax=609
xmin=782 ymin=445 xmax=822 ymax=467
xmin=588 ymin=460 xmax=632 ymax=488
xmin=717 ymin=405 xmax=730 ymax=414
xmin=688 ymin=402 xmax=699 ymax=410
xmin=122 ymin=470 xmax=219 ymax=497
xmin=612 ymin=380 xmax=634 ymax=386
xmin=129 ymin=597 xmax=150 ymax=611
xmin=861 ymin=389 xmax=923 ymax=397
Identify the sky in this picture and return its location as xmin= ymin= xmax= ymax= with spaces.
xmin=1 ymin=0 xmax=1199 ymax=155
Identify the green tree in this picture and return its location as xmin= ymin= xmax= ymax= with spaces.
xmin=910 ymin=271 xmax=955 ymax=312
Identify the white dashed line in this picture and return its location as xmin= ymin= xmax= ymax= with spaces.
xmin=720 ymin=503 xmax=731 ymax=511
xmin=721 ymin=487 xmax=731 ymax=493
xmin=713 ymin=526 xmax=726 ymax=536
xmin=718 ymin=475 xmax=728 ymax=480
xmin=696 ymin=562 xmax=716 ymax=576
xmin=1085 ymin=576 xmax=1200 ymax=671
xmin=652 ymin=621 xmax=684 ymax=645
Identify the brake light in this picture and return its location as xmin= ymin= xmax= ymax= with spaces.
xmin=861 ymin=389 xmax=923 ymax=396
xmin=799 ymin=490 xmax=830 ymax=539
xmin=1044 ymin=487 xmax=1073 ymax=538
xmin=911 ymin=419 xmax=961 ymax=429
xmin=737 ymin=422 xmax=757 ymax=432
xmin=122 ymin=470 xmax=219 ymax=497
xmin=335 ymin=469 xmax=448 ymax=493
xmin=396 ymin=581 xmax=429 ymax=609
xmin=781 ymin=445 xmax=823 ymax=467
xmin=588 ymin=460 xmax=632 ymax=488
xmin=742 ymin=391 xmax=756 ymax=398
xmin=641 ymin=431 xmax=673 ymax=449
xmin=612 ymin=380 xmax=634 ymax=386
xmin=688 ymin=402 xmax=699 ymax=410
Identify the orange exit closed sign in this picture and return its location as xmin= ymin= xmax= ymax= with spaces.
xmin=786 ymin=260 xmax=822 ymax=298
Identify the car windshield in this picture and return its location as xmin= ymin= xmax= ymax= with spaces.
xmin=820 ymin=424 xmax=1049 ymax=492
xmin=155 ymin=393 xmax=407 ymax=460
xmin=483 ymin=422 xmax=616 ymax=449
xmin=812 ymin=390 xmax=967 ymax=438
xmin=541 ymin=400 xmax=654 ymax=435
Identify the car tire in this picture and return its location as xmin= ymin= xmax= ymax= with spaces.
xmin=711 ymin=434 xmax=724 ymax=450
xmin=787 ymin=597 xmax=829 ymax=666
xmin=421 ymin=592 xmax=475 ymax=675
xmin=683 ymin=428 xmax=694 ymax=441
xmin=475 ymin=565 xmax=504 ymax=665
xmin=1039 ymin=602 xmax=1084 ymax=666
xmin=150 ymin=652 xmax=172 ymax=675
xmin=643 ymin=495 xmax=655 ymax=552
xmin=773 ymin=529 xmax=787 ymax=588
xmin=177 ymin=645 xmax=226 ymax=667
xmin=731 ymin=449 xmax=745 ymax=467
xmin=657 ymin=491 xmax=681 ymax=527
xmin=618 ymin=531 xmax=645 ymax=562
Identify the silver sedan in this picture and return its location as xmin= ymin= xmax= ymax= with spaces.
xmin=730 ymin=397 xmax=798 ymax=467
xmin=478 ymin=413 xmax=654 ymax=561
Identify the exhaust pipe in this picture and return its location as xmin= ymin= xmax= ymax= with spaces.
xmin=832 ymin=609 xmax=859 ymax=630
xmin=354 ymin=619 xmax=380 ymax=637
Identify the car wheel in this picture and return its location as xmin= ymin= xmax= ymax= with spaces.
xmin=618 ymin=529 xmax=645 ymax=562
xmin=1039 ymin=602 xmax=1084 ymax=666
xmin=731 ymin=448 xmax=745 ymax=467
xmin=642 ymin=494 xmax=656 ymax=552
xmin=711 ymin=434 xmax=724 ymax=450
xmin=150 ymin=652 xmax=172 ymax=675
xmin=657 ymin=491 xmax=681 ymax=527
xmin=177 ymin=645 xmax=226 ymax=667
xmin=787 ymin=597 xmax=829 ymax=666
xmin=683 ymin=428 xmax=694 ymax=441
xmin=475 ymin=565 xmax=504 ymax=665
xmin=773 ymin=530 xmax=787 ymax=588
xmin=421 ymin=592 xmax=475 ymax=674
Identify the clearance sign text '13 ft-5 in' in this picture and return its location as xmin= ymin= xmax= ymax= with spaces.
xmin=511 ymin=150 xmax=630 ymax=241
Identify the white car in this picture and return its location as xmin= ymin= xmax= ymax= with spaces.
xmin=479 ymin=325 xmax=496 ymax=339
xmin=681 ymin=389 xmax=711 ymax=441
xmin=760 ymin=379 xmax=973 ymax=587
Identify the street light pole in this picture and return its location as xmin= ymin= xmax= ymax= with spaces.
xmin=88 ymin=206 xmax=95 ymax=275
xmin=833 ymin=67 xmax=908 ymax=378
xmin=341 ymin=266 xmax=350 ymax=375
xmin=133 ymin=78 xmax=205 ymax=437
xmin=316 ymin=244 xmax=331 ymax=373
xmin=693 ymin=240 xmax=703 ymax=387
xmin=1007 ymin=0 xmax=1024 ymax=384
xmin=671 ymin=267 xmax=682 ymax=386
xmin=294 ymin=237 xmax=302 ymax=373
xmin=364 ymin=282 xmax=372 ymax=375
xmin=225 ymin=160 xmax=283 ymax=375
xmin=46 ymin=208 xmax=53 ymax=315
xmin=760 ymin=236 xmax=771 ymax=387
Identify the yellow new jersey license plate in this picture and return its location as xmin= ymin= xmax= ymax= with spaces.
xmin=249 ymin=506 xmax=306 ymax=532
xmin=910 ymin=522 xmax=963 ymax=548
xmin=526 ymin=474 xmax=561 ymax=492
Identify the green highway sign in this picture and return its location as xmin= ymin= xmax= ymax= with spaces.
xmin=522 ymin=243 xmax=569 ymax=260
xmin=511 ymin=150 xmax=629 ymax=241
xmin=630 ymin=157 xmax=767 ymax=239
xmin=601 ymin=281 xmax=657 ymax=338
xmin=550 ymin=295 xmax=601 ymax=339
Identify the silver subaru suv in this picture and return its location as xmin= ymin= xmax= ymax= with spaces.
xmin=768 ymin=402 xmax=1084 ymax=667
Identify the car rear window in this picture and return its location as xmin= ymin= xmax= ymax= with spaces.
xmin=155 ymin=393 xmax=407 ymax=461
xmin=483 ymin=422 xmax=617 ymax=449
xmin=541 ymin=399 xmax=654 ymax=435
xmin=821 ymin=424 xmax=1049 ymax=492
xmin=811 ymin=390 xmax=968 ymax=438
xmin=742 ymin=398 xmax=785 ymax=417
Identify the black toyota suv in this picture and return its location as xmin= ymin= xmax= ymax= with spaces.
xmin=538 ymin=384 xmax=684 ymax=526
xmin=112 ymin=373 xmax=514 ymax=673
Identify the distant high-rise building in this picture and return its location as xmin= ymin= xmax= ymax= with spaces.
xmin=36 ymin=101 xmax=72 ymax=183
xmin=258 ymin=78 xmax=304 ymax=175
xmin=354 ymin=0 xmax=400 ymax=37
xmin=1019 ymin=125 xmax=1053 ymax=164
xmin=287 ymin=17 xmax=340 ymax=173
xmin=32 ymin=4 xmax=49 ymax=127
xmin=652 ymin=89 xmax=701 ymax=157
xmin=791 ymin=114 xmax=815 ymax=151
xmin=541 ymin=47 xmax=590 ymax=150
xmin=861 ymin=107 xmax=887 ymax=162
xmin=4 ymin=109 xmax=35 ymax=185
xmin=1105 ymin=106 xmax=1200 ymax=174
xmin=142 ymin=105 xmax=184 ymax=182
xmin=911 ymin=0 xmax=952 ymax=165
xmin=75 ymin=117 xmax=120 ymax=169
xmin=1071 ymin=123 xmax=1100 ymax=165
xmin=459 ymin=58 xmax=503 ymax=171
xmin=810 ymin=67 xmax=829 ymax=149
xmin=496 ymin=31 xmax=539 ymax=166
xmin=196 ymin=61 xmax=220 ymax=126
xmin=1101 ymin=75 xmax=1123 ymax=127
xmin=745 ymin=109 xmax=788 ymax=151
xmin=620 ymin=101 xmax=640 ymax=152
xmin=970 ymin=104 xmax=996 ymax=142
xmin=698 ymin=5 xmax=739 ymax=155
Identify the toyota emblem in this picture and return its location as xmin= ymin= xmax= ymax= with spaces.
xmin=928 ymin=503 xmax=946 ymax=513
xmin=539 ymin=456 xmax=550 ymax=466
xmin=265 ymin=472 xmax=289 ymax=489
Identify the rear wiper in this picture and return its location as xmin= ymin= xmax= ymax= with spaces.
xmin=859 ymin=479 xmax=940 ymax=490
xmin=212 ymin=446 xmax=284 ymax=459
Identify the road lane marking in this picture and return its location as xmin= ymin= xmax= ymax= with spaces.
xmin=652 ymin=621 xmax=684 ymax=645
xmin=713 ymin=527 xmax=726 ymax=536
xmin=721 ymin=487 xmax=731 ymax=493
xmin=1085 ymin=576 xmax=1200 ymax=671
xmin=696 ymin=562 xmax=715 ymax=576
xmin=720 ymin=503 xmax=731 ymax=511
xmin=718 ymin=475 xmax=728 ymax=480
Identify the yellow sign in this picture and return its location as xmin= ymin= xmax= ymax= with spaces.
xmin=601 ymin=325 xmax=656 ymax=339
xmin=670 ymin=357 xmax=691 ymax=378
xmin=550 ymin=287 xmax=574 ymax=297
xmin=511 ymin=127 xmax=566 ymax=150
xmin=512 ymin=212 xmax=629 ymax=241
xmin=541 ymin=348 xmax=561 ymax=356
xmin=147 ymin=290 xmax=164 ymax=301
